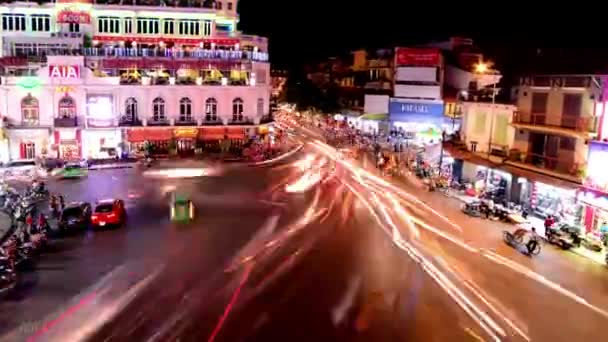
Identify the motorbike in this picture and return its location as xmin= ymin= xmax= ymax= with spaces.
xmin=0 ymin=255 xmax=17 ymax=296
xmin=503 ymin=231 xmax=541 ymax=256
xmin=546 ymin=226 xmax=574 ymax=250
xmin=461 ymin=201 xmax=482 ymax=217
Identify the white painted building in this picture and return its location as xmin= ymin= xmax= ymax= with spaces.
xmin=0 ymin=0 xmax=271 ymax=162
xmin=460 ymin=101 xmax=516 ymax=156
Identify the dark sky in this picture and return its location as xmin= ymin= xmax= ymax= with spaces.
xmin=238 ymin=1 xmax=604 ymax=73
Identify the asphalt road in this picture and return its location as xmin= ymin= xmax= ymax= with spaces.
xmin=1 ymin=136 xmax=608 ymax=342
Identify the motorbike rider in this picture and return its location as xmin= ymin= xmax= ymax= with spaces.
xmin=49 ymin=194 xmax=59 ymax=218
xmin=58 ymin=194 xmax=65 ymax=211
xmin=526 ymin=227 xmax=540 ymax=254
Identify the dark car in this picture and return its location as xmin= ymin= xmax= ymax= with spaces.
xmin=58 ymin=202 xmax=92 ymax=231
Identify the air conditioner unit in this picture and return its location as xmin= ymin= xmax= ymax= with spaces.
xmin=86 ymin=60 xmax=98 ymax=69
xmin=7 ymin=70 xmax=15 ymax=75
xmin=50 ymin=33 xmax=57 ymax=38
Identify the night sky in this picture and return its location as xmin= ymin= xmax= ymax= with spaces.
xmin=238 ymin=1 xmax=606 ymax=74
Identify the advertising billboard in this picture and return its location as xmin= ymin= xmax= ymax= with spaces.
xmin=394 ymin=84 xmax=441 ymax=100
xmin=395 ymin=48 xmax=441 ymax=67
xmin=585 ymin=141 xmax=608 ymax=192
xmin=389 ymin=98 xmax=445 ymax=126
xmin=49 ymin=65 xmax=80 ymax=79
xmin=395 ymin=67 xmax=438 ymax=83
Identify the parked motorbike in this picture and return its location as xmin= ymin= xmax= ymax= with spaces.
xmin=462 ymin=201 xmax=482 ymax=217
xmin=546 ymin=226 xmax=574 ymax=250
xmin=0 ymin=256 xmax=17 ymax=296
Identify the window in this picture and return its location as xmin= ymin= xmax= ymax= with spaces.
xmin=257 ymin=98 xmax=264 ymax=116
xmin=179 ymin=97 xmax=192 ymax=121
xmin=21 ymin=94 xmax=39 ymax=125
xmin=562 ymin=93 xmax=582 ymax=117
xmin=58 ymin=96 xmax=76 ymax=118
xmin=232 ymin=98 xmax=243 ymax=121
xmin=125 ymin=97 xmax=138 ymax=121
xmin=178 ymin=20 xmax=199 ymax=36
xmin=492 ymin=115 xmax=509 ymax=145
xmin=152 ymin=97 xmax=165 ymax=121
xmin=531 ymin=92 xmax=548 ymax=114
xmin=124 ymin=18 xmax=132 ymax=34
xmin=205 ymin=98 xmax=218 ymax=120
xmin=24 ymin=142 xmax=36 ymax=159
xmin=216 ymin=1 xmax=222 ymax=9
xmin=2 ymin=14 xmax=26 ymax=31
xmin=202 ymin=20 xmax=212 ymax=36
xmin=227 ymin=2 xmax=233 ymax=10
xmin=68 ymin=23 xmax=80 ymax=33
xmin=31 ymin=15 xmax=51 ymax=32
xmin=164 ymin=19 xmax=174 ymax=35
xmin=473 ymin=111 xmax=486 ymax=134
xmin=560 ymin=137 xmax=576 ymax=151
xmin=136 ymin=18 xmax=159 ymax=34
xmin=98 ymin=16 xmax=121 ymax=34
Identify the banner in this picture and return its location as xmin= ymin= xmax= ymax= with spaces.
xmin=395 ymin=48 xmax=441 ymax=67
xmin=57 ymin=10 xmax=91 ymax=24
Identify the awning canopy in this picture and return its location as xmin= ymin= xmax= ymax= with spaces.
xmin=226 ymin=127 xmax=245 ymax=140
xmin=127 ymin=128 xmax=172 ymax=142
xmin=200 ymin=127 xmax=226 ymax=141
xmin=100 ymin=58 xmax=243 ymax=70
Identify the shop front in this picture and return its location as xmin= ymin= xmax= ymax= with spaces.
xmin=7 ymin=128 xmax=50 ymax=161
xmin=389 ymin=98 xmax=448 ymax=145
xmin=173 ymin=127 xmax=199 ymax=156
xmin=82 ymin=129 xmax=122 ymax=159
xmin=127 ymin=128 xmax=172 ymax=156
xmin=54 ymin=128 xmax=82 ymax=160
xmin=456 ymin=162 xmax=513 ymax=201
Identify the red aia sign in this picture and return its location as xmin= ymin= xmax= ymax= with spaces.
xmin=57 ymin=10 xmax=91 ymax=24
xmin=49 ymin=65 xmax=80 ymax=79
xmin=395 ymin=48 xmax=441 ymax=67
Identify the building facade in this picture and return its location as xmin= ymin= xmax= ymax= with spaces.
xmin=507 ymin=75 xmax=599 ymax=183
xmin=460 ymin=102 xmax=517 ymax=156
xmin=0 ymin=0 xmax=271 ymax=162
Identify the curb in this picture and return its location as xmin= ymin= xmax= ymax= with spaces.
xmin=88 ymin=164 xmax=136 ymax=171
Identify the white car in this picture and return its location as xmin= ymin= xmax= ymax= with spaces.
xmin=1 ymin=160 xmax=44 ymax=178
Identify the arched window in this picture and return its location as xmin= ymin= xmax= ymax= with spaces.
xmin=205 ymin=98 xmax=218 ymax=121
xmin=257 ymin=98 xmax=264 ymax=116
xmin=58 ymin=95 xmax=76 ymax=118
xmin=125 ymin=97 xmax=138 ymax=121
xmin=232 ymin=97 xmax=243 ymax=121
xmin=21 ymin=94 xmax=39 ymax=125
xmin=179 ymin=97 xmax=192 ymax=121
xmin=152 ymin=97 xmax=165 ymax=121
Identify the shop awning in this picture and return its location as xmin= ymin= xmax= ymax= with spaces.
xmin=127 ymin=129 xmax=172 ymax=142
xmin=100 ymin=58 xmax=242 ymax=71
xmin=502 ymin=164 xmax=581 ymax=191
xmin=226 ymin=127 xmax=245 ymax=140
xmin=200 ymin=127 xmax=226 ymax=141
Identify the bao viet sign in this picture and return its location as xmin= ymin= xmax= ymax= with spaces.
xmin=395 ymin=48 xmax=441 ymax=67
xmin=389 ymin=99 xmax=445 ymax=125
xmin=49 ymin=65 xmax=80 ymax=79
xmin=57 ymin=10 xmax=91 ymax=24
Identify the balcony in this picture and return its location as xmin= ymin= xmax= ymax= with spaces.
xmin=54 ymin=117 xmax=78 ymax=128
xmin=175 ymin=117 xmax=197 ymax=126
xmin=259 ymin=115 xmax=274 ymax=124
xmin=85 ymin=48 xmax=268 ymax=62
xmin=118 ymin=116 xmax=143 ymax=127
xmin=505 ymin=152 xmax=583 ymax=183
xmin=5 ymin=119 xmax=45 ymax=129
xmin=147 ymin=118 xmax=170 ymax=126
xmin=228 ymin=117 xmax=254 ymax=126
xmin=94 ymin=0 xmax=220 ymax=8
xmin=512 ymin=112 xmax=597 ymax=138
xmin=201 ymin=116 xmax=223 ymax=125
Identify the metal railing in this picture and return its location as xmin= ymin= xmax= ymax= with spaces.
xmin=202 ymin=116 xmax=223 ymax=125
xmin=524 ymin=153 xmax=580 ymax=176
xmin=175 ymin=117 xmax=197 ymax=126
xmin=54 ymin=117 xmax=78 ymax=127
xmin=10 ymin=48 xmax=269 ymax=62
xmin=147 ymin=118 xmax=171 ymax=126
xmin=513 ymin=111 xmax=596 ymax=133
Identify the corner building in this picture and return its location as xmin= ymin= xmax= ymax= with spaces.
xmin=0 ymin=0 xmax=270 ymax=161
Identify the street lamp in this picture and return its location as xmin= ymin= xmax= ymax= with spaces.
xmin=474 ymin=62 xmax=498 ymax=156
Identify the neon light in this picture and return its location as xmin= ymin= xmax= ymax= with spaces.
xmin=16 ymin=77 xmax=41 ymax=90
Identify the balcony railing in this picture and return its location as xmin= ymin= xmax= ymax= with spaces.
xmin=259 ymin=115 xmax=274 ymax=124
xmin=228 ymin=117 xmax=254 ymax=125
xmin=512 ymin=112 xmax=597 ymax=133
xmin=175 ymin=117 xmax=197 ymax=126
xmin=23 ymin=0 xmax=224 ymax=9
xmin=54 ymin=117 xmax=78 ymax=127
xmin=202 ymin=116 xmax=223 ymax=125
xmin=147 ymin=118 xmax=171 ymax=126
xmin=119 ymin=116 xmax=143 ymax=126
xmin=520 ymin=153 xmax=581 ymax=176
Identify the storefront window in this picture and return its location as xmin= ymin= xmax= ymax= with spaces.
xmin=21 ymin=94 xmax=39 ymax=125
xmin=58 ymin=95 xmax=76 ymax=118
xmin=532 ymin=182 xmax=580 ymax=224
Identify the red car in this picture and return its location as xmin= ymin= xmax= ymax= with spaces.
xmin=91 ymin=199 xmax=126 ymax=228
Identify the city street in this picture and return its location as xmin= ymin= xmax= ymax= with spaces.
xmin=2 ymin=133 xmax=608 ymax=341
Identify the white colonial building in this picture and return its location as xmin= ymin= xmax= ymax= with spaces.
xmin=0 ymin=0 xmax=271 ymax=162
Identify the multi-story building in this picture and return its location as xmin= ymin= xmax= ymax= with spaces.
xmin=508 ymin=74 xmax=599 ymax=183
xmin=0 ymin=0 xmax=270 ymax=162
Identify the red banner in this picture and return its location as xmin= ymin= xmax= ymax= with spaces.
xmin=395 ymin=48 xmax=441 ymax=67
xmin=127 ymin=129 xmax=172 ymax=142
xmin=57 ymin=10 xmax=91 ymax=24
xmin=100 ymin=58 xmax=241 ymax=70
xmin=93 ymin=35 xmax=238 ymax=45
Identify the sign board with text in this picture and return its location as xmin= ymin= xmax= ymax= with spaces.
xmin=395 ymin=48 xmax=441 ymax=67
xmin=57 ymin=10 xmax=91 ymax=24
xmin=389 ymin=99 xmax=446 ymax=126
xmin=49 ymin=65 xmax=80 ymax=79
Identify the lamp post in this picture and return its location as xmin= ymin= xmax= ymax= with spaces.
xmin=474 ymin=62 xmax=498 ymax=157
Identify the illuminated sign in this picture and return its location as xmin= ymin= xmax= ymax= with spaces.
xmin=56 ymin=86 xmax=75 ymax=93
xmin=395 ymin=48 xmax=441 ymax=67
xmin=174 ymin=128 xmax=199 ymax=139
xmin=389 ymin=99 xmax=446 ymax=128
xmin=16 ymin=77 xmax=41 ymax=90
xmin=49 ymin=65 xmax=80 ymax=79
xmin=57 ymin=10 xmax=91 ymax=24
